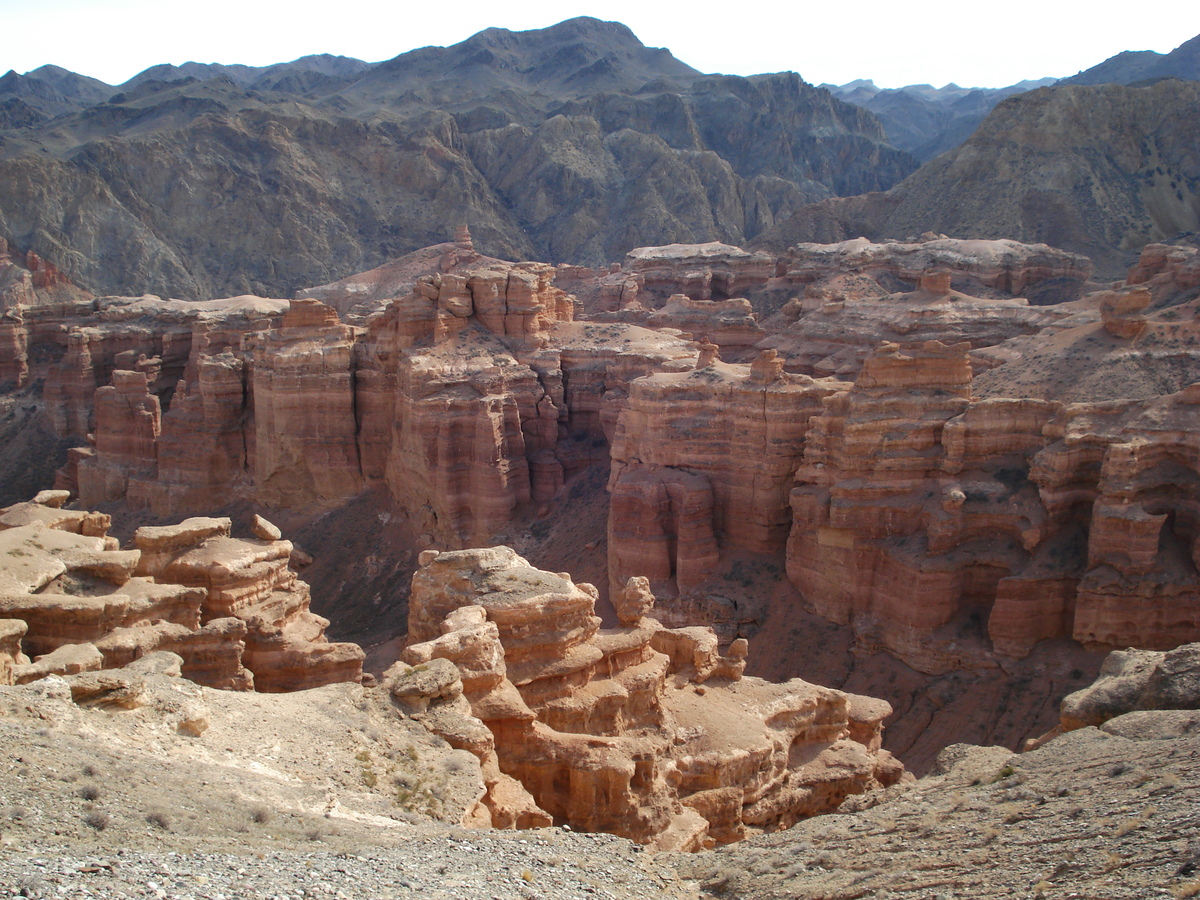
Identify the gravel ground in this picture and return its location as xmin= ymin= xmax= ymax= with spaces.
xmin=0 ymin=830 xmax=700 ymax=900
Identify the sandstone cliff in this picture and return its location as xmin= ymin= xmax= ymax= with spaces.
xmin=34 ymin=247 xmax=695 ymax=552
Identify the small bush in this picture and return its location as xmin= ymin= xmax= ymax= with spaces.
xmin=83 ymin=810 xmax=111 ymax=831
xmin=79 ymin=784 xmax=101 ymax=802
xmin=145 ymin=810 xmax=171 ymax=830
xmin=249 ymin=805 xmax=271 ymax=825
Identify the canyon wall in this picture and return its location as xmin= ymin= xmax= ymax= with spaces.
xmin=610 ymin=335 xmax=1200 ymax=671
xmin=31 ymin=249 xmax=694 ymax=546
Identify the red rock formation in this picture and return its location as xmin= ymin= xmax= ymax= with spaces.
xmin=251 ymin=300 xmax=363 ymax=506
xmin=0 ymin=494 xmax=363 ymax=692
xmin=779 ymin=237 xmax=1092 ymax=298
xmin=403 ymin=547 xmax=905 ymax=847
xmin=1025 ymin=386 xmax=1200 ymax=653
xmin=1098 ymin=288 xmax=1151 ymax=338
xmin=624 ymin=242 xmax=777 ymax=303
xmin=644 ymin=295 xmax=765 ymax=347
xmin=604 ymin=330 xmax=1199 ymax=671
xmin=763 ymin=270 xmax=1085 ymax=380
xmin=609 ymin=352 xmax=842 ymax=597
xmin=1126 ymin=243 xmax=1200 ymax=304
xmin=0 ymin=236 xmax=94 ymax=391
xmin=75 ymin=370 xmax=161 ymax=504
xmin=38 ymin=243 xmax=693 ymax=544
xmin=353 ymin=261 xmax=692 ymax=543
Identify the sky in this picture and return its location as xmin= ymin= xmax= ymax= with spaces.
xmin=3 ymin=0 xmax=1198 ymax=90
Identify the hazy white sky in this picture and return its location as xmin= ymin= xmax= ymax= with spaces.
xmin=4 ymin=0 xmax=1198 ymax=89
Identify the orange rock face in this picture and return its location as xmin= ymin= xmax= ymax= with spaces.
xmin=608 ymin=331 xmax=1200 ymax=672
xmin=402 ymin=547 xmax=905 ymax=847
xmin=44 ymin=251 xmax=694 ymax=547
xmin=609 ymin=352 xmax=844 ymax=598
xmin=0 ymin=494 xmax=363 ymax=691
xmin=251 ymin=300 xmax=363 ymax=506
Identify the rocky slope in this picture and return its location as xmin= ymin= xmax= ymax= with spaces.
xmin=0 ymin=18 xmax=915 ymax=301
xmin=0 ymin=637 xmax=1194 ymax=898
xmin=1062 ymin=32 xmax=1200 ymax=86
xmin=675 ymin=643 xmax=1200 ymax=899
xmin=0 ymin=496 xmax=907 ymax=852
xmin=758 ymin=78 xmax=1200 ymax=279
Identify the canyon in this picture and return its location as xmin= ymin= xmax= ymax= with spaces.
xmin=2 ymin=18 xmax=1200 ymax=896
xmin=3 ymin=225 xmax=1199 ymax=780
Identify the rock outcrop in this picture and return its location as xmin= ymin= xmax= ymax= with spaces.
xmin=40 ymin=248 xmax=694 ymax=542
xmin=0 ymin=493 xmax=362 ymax=691
xmin=608 ymin=352 xmax=843 ymax=598
xmin=401 ymin=547 xmax=906 ymax=849
xmin=1056 ymin=642 xmax=1200 ymax=731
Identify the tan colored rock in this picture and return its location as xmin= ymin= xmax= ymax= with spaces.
xmin=404 ymin=547 xmax=903 ymax=845
xmin=1058 ymin=643 xmax=1200 ymax=732
xmin=251 ymin=514 xmax=282 ymax=541
xmin=0 ymin=618 xmax=28 ymax=685
xmin=31 ymin=490 xmax=70 ymax=508
xmin=0 ymin=496 xmax=362 ymax=693
xmin=65 ymin=670 xmax=146 ymax=708
xmin=1098 ymin=287 xmax=1151 ymax=338
xmin=14 ymin=642 xmax=104 ymax=684
xmin=614 ymin=576 xmax=655 ymax=626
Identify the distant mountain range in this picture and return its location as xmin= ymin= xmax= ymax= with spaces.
xmin=0 ymin=18 xmax=913 ymax=299
xmin=824 ymin=32 xmax=1200 ymax=162
xmin=0 ymin=20 xmax=1197 ymax=296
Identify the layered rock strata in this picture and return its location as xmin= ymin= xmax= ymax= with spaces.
xmin=611 ymin=333 xmax=1200 ymax=671
xmin=41 ymin=250 xmax=695 ymax=544
xmin=0 ymin=492 xmax=362 ymax=691
xmin=608 ymin=350 xmax=844 ymax=598
xmin=401 ymin=547 xmax=906 ymax=849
